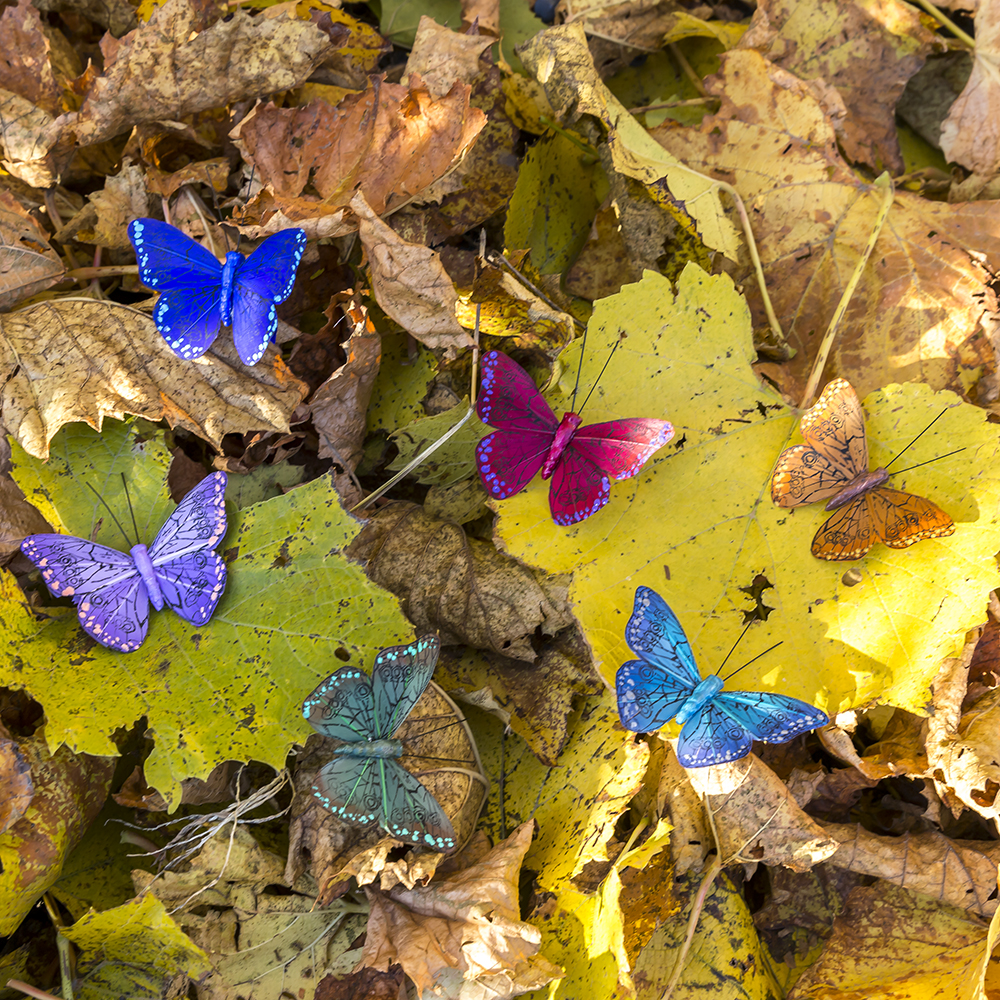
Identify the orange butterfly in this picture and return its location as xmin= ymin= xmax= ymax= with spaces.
xmin=771 ymin=378 xmax=955 ymax=561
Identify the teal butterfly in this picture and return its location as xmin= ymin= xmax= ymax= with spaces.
xmin=302 ymin=636 xmax=456 ymax=852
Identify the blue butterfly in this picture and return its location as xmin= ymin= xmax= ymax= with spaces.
xmin=302 ymin=636 xmax=456 ymax=852
xmin=128 ymin=218 xmax=307 ymax=366
xmin=615 ymin=587 xmax=828 ymax=767
xmin=21 ymin=472 xmax=228 ymax=653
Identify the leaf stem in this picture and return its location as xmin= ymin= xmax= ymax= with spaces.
xmin=909 ymin=0 xmax=975 ymax=48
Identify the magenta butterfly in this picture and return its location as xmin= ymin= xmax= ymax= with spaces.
xmin=475 ymin=350 xmax=674 ymax=525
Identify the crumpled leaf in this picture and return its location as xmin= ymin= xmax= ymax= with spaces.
xmin=439 ymin=636 xmax=603 ymax=766
xmin=0 ymin=190 xmax=65 ymax=310
xmin=72 ymin=0 xmax=332 ymax=147
xmin=403 ymin=15 xmax=493 ymax=98
xmin=489 ymin=264 xmax=1000 ymax=726
xmin=739 ymin=0 xmax=942 ymax=172
xmin=348 ymin=501 xmax=574 ymax=662
xmin=821 ymin=821 xmax=1000 ymax=918
xmin=941 ymin=1 xmax=1000 ymax=174
xmin=8 ymin=420 xmax=413 ymax=807
xmin=0 ymin=734 xmax=32 ymax=837
xmin=652 ymin=48 xmax=1000 ymax=403
xmin=361 ymin=822 xmax=564 ymax=999
xmin=353 ymin=191 xmax=472 ymax=353
xmin=309 ymin=297 xmax=381 ymax=471
xmin=231 ymin=76 xmax=487 ymax=232
xmin=0 ymin=723 xmax=114 ymax=935
xmin=685 ymin=754 xmax=838 ymax=873
xmin=788 ymin=881 xmax=996 ymax=999
xmin=519 ymin=23 xmax=740 ymax=262
xmin=0 ymin=298 xmax=308 ymax=460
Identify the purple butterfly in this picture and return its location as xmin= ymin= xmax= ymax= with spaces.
xmin=475 ymin=350 xmax=675 ymax=525
xmin=21 ymin=472 xmax=228 ymax=653
xmin=128 ymin=218 xmax=306 ymax=366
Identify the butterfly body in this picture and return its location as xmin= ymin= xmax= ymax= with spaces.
xmin=334 ymin=738 xmax=403 ymax=760
xmin=21 ymin=472 xmax=228 ymax=652
xmin=128 ymin=218 xmax=307 ymax=366
xmin=303 ymin=636 xmax=457 ymax=852
xmin=771 ymin=379 xmax=955 ymax=560
xmin=475 ymin=350 xmax=674 ymax=526
xmin=615 ymin=587 xmax=828 ymax=768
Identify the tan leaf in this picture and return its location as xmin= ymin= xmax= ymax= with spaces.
xmin=309 ymin=298 xmax=381 ymax=471
xmin=62 ymin=158 xmax=147 ymax=249
xmin=403 ymin=17 xmax=493 ymax=99
xmin=0 ymin=191 xmax=65 ymax=311
xmin=740 ymin=0 xmax=942 ymax=172
xmin=821 ymin=821 xmax=1000 ymax=917
xmin=941 ymin=1 xmax=1000 ymax=173
xmin=361 ymin=822 xmax=564 ymax=998
xmin=347 ymin=502 xmax=574 ymax=661
xmin=0 ymin=735 xmax=33 ymax=837
xmin=652 ymin=48 xmax=1000 ymax=402
xmin=687 ymin=754 xmax=838 ymax=872
xmin=143 ymin=157 xmax=230 ymax=199
xmin=0 ymin=299 xmax=308 ymax=460
xmin=0 ymin=88 xmax=72 ymax=188
xmin=460 ymin=0 xmax=499 ymax=36
xmin=71 ymin=0 xmax=333 ymax=147
xmin=353 ymin=192 xmax=472 ymax=352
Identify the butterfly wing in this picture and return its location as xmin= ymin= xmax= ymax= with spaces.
xmin=616 ymin=658 xmax=693 ymax=732
xmin=676 ymin=703 xmax=752 ymax=768
xmin=570 ymin=419 xmax=674 ymax=481
xmin=772 ymin=377 xmax=868 ymax=508
xmin=311 ymin=754 xmax=382 ymax=827
xmin=548 ymin=444 xmax=610 ymax=525
xmin=371 ymin=636 xmax=440 ymax=739
xmin=129 ymin=218 xmax=222 ymax=285
xmin=149 ymin=471 xmax=228 ymax=625
xmin=867 ymin=487 xmax=955 ymax=550
xmin=303 ymin=666 xmax=377 ymax=742
xmin=476 ymin=352 xmax=559 ymax=500
xmin=380 ymin=757 xmax=456 ymax=851
xmin=21 ymin=535 xmax=150 ymax=651
xmin=129 ymin=218 xmax=224 ymax=359
xmin=625 ymin=586 xmax=702 ymax=687
xmin=231 ymin=229 xmax=307 ymax=366
xmin=714 ymin=690 xmax=828 ymax=744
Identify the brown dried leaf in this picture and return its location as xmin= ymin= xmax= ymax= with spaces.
xmin=740 ymin=0 xmax=942 ymax=172
xmin=309 ymin=298 xmax=381 ymax=470
xmin=71 ymin=0 xmax=333 ymax=147
xmin=403 ymin=17 xmax=493 ymax=99
xmin=59 ymin=158 xmax=147 ymax=249
xmin=353 ymin=192 xmax=472 ymax=352
xmin=0 ymin=0 xmax=76 ymax=115
xmin=143 ymin=157 xmax=230 ymax=199
xmin=687 ymin=755 xmax=838 ymax=872
xmin=0 ymin=731 xmax=113 ymax=935
xmin=33 ymin=0 xmax=136 ymax=37
xmin=941 ymin=2 xmax=1000 ymax=173
xmin=0 ymin=88 xmax=73 ymax=188
xmin=361 ymin=822 xmax=564 ymax=998
xmin=652 ymin=49 xmax=1000 ymax=402
xmin=821 ymin=821 xmax=1000 ymax=918
xmin=0 ymin=191 xmax=65 ymax=310
xmin=348 ymin=502 xmax=574 ymax=661
xmin=0 ymin=737 xmax=33 ymax=836
xmin=0 ymin=299 xmax=308 ymax=460
xmin=232 ymin=75 xmax=486 ymax=228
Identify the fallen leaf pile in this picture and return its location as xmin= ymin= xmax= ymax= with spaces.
xmin=4 ymin=0 xmax=1000 ymax=997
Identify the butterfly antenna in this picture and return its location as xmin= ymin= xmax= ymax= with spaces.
xmin=884 ymin=408 xmax=950 ymax=471
xmin=713 ymin=618 xmax=756 ymax=676
xmin=577 ymin=337 xmax=621 ymax=416
xmin=893 ymin=447 xmax=966 ymax=476
xmin=121 ymin=473 xmax=142 ymax=543
xmin=721 ymin=641 xmax=784 ymax=684
xmin=84 ymin=481 xmax=133 ymax=547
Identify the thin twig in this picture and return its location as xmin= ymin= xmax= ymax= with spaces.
xmin=800 ymin=172 xmax=894 ymax=408
xmin=908 ymin=0 xmax=975 ymax=48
